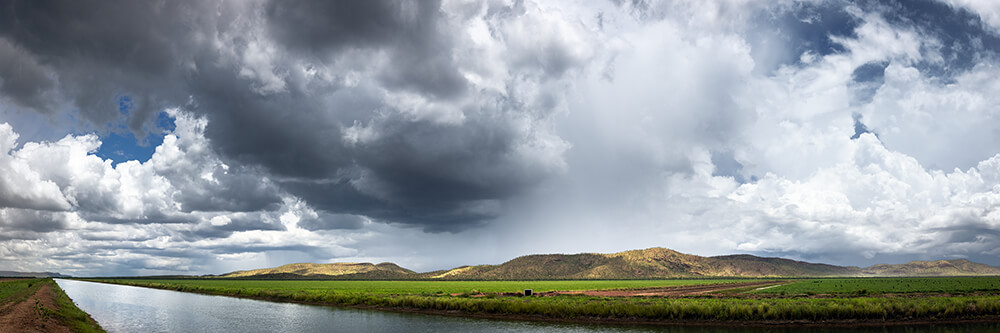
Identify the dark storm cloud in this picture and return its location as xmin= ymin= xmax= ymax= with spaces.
xmin=191 ymin=71 xmax=357 ymax=180
xmin=176 ymin=184 xmax=282 ymax=214
xmin=198 ymin=0 xmax=562 ymax=230
xmin=932 ymin=217 xmax=1000 ymax=245
xmin=281 ymin=102 xmax=558 ymax=231
xmin=188 ymin=64 xmax=516 ymax=230
xmin=0 ymin=0 xmax=569 ymax=231
xmin=284 ymin=180 xmax=497 ymax=232
xmin=0 ymin=209 xmax=67 ymax=234
xmin=0 ymin=0 xmax=207 ymax=133
xmin=0 ymin=38 xmax=55 ymax=112
xmin=353 ymin=116 xmax=545 ymax=204
xmin=945 ymin=226 xmax=1000 ymax=244
xmin=266 ymin=1 xmax=428 ymax=53
xmin=265 ymin=0 xmax=467 ymax=99
xmin=168 ymin=166 xmax=284 ymax=213
xmin=297 ymin=212 xmax=366 ymax=231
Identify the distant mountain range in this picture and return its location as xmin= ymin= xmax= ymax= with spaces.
xmin=860 ymin=259 xmax=1000 ymax=276
xmin=0 ymin=271 xmax=70 ymax=278
xmin=216 ymin=247 xmax=1000 ymax=280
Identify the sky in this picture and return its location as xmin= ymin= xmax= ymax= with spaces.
xmin=1 ymin=0 xmax=1000 ymax=277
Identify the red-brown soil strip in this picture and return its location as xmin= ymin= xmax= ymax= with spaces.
xmin=0 ymin=283 xmax=73 ymax=333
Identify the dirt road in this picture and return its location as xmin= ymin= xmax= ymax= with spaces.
xmin=0 ymin=282 xmax=73 ymax=333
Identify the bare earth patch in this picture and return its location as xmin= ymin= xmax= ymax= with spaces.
xmin=0 ymin=283 xmax=73 ymax=333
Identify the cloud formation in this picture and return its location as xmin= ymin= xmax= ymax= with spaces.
xmin=0 ymin=124 xmax=71 ymax=211
xmin=0 ymin=0 xmax=999 ymax=276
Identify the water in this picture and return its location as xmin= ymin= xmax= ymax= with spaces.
xmin=56 ymin=279 xmax=998 ymax=333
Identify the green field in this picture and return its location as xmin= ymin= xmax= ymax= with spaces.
xmin=86 ymin=278 xmax=1000 ymax=323
xmin=756 ymin=277 xmax=1000 ymax=295
xmin=0 ymin=278 xmax=44 ymax=305
xmin=94 ymin=279 xmax=746 ymax=296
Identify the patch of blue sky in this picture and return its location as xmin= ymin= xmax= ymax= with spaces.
xmin=747 ymin=0 xmax=860 ymax=75
xmin=748 ymin=0 xmax=1000 ymax=80
xmin=780 ymin=1 xmax=858 ymax=57
xmin=94 ymin=95 xmax=176 ymax=165
xmin=872 ymin=0 xmax=1000 ymax=80
xmin=849 ymin=60 xmax=889 ymax=104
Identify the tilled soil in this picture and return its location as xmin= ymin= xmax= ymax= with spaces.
xmin=544 ymin=280 xmax=788 ymax=297
xmin=0 ymin=283 xmax=73 ymax=333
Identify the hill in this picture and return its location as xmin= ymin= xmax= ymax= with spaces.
xmin=422 ymin=248 xmax=857 ymax=279
xmin=0 ymin=271 xmax=70 ymax=278
xmin=219 ymin=262 xmax=414 ymax=279
xmin=861 ymin=259 xmax=1000 ymax=276
xmin=216 ymin=248 xmax=1000 ymax=280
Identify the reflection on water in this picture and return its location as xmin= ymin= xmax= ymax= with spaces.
xmin=56 ymin=279 xmax=998 ymax=333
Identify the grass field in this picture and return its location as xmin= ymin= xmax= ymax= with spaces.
xmin=86 ymin=277 xmax=1000 ymax=323
xmin=91 ymin=279 xmax=747 ymax=296
xmin=756 ymin=277 xmax=1000 ymax=295
xmin=0 ymin=278 xmax=44 ymax=305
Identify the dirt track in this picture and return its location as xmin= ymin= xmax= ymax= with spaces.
xmin=546 ymin=280 xmax=787 ymax=297
xmin=0 ymin=282 xmax=72 ymax=333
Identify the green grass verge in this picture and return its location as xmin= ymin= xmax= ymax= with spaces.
xmin=49 ymin=279 xmax=106 ymax=333
xmin=86 ymin=279 xmax=1000 ymax=323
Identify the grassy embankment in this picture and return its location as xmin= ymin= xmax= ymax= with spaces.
xmin=86 ymin=277 xmax=1000 ymax=324
xmin=1 ymin=278 xmax=105 ymax=332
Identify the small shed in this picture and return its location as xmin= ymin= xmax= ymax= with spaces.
xmin=524 ymin=289 xmax=533 ymax=296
